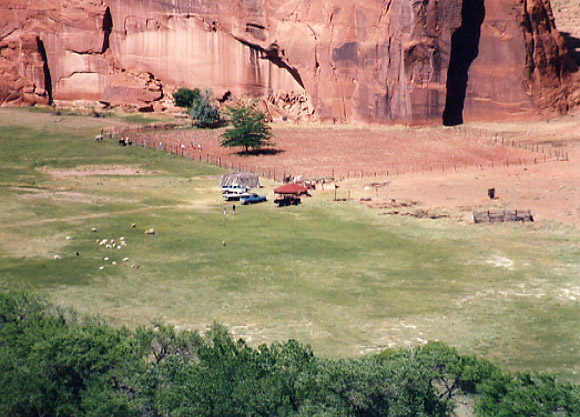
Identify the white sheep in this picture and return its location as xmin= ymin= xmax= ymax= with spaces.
xmin=99 ymin=266 xmax=105 ymax=270
xmin=106 ymin=244 xmax=112 ymax=249
xmin=104 ymin=257 xmax=109 ymax=261
xmin=54 ymin=255 xmax=61 ymax=260
xmin=120 ymin=237 xmax=125 ymax=241
xmin=112 ymin=261 xmax=117 ymax=266
xmin=91 ymin=227 xmax=97 ymax=232
xmin=122 ymin=257 xmax=129 ymax=262
xmin=66 ymin=236 xmax=72 ymax=241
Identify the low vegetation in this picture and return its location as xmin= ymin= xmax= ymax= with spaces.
xmin=2 ymin=292 xmax=579 ymax=417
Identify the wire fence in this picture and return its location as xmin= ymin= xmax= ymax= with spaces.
xmin=107 ymin=124 xmax=569 ymax=183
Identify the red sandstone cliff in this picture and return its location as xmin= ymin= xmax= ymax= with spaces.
xmin=0 ymin=0 xmax=578 ymax=124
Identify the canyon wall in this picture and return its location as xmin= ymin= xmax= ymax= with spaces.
xmin=0 ymin=0 xmax=578 ymax=123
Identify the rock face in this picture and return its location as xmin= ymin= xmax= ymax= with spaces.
xmin=0 ymin=0 xmax=578 ymax=123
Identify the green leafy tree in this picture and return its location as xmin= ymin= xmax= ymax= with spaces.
xmin=221 ymin=104 xmax=273 ymax=153
xmin=190 ymin=88 xmax=220 ymax=128
xmin=173 ymin=87 xmax=201 ymax=109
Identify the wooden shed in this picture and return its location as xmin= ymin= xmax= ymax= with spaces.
xmin=219 ymin=172 xmax=260 ymax=189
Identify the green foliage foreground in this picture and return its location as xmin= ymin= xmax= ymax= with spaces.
xmin=1 ymin=293 xmax=579 ymax=417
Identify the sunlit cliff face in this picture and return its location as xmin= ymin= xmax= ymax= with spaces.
xmin=0 ymin=0 xmax=577 ymax=123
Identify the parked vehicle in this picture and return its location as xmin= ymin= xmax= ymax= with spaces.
xmin=222 ymin=186 xmax=249 ymax=194
xmin=240 ymin=193 xmax=267 ymax=205
xmin=274 ymin=196 xmax=301 ymax=206
xmin=223 ymin=192 xmax=250 ymax=201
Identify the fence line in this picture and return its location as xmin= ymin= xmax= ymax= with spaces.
xmin=109 ymin=124 xmax=568 ymax=183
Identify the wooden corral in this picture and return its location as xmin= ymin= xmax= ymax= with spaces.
xmin=473 ymin=209 xmax=534 ymax=223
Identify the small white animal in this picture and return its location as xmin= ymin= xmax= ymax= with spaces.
xmin=66 ymin=236 xmax=72 ymax=241
xmin=104 ymin=257 xmax=109 ymax=261
xmin=99 ymin=266 xmax=105 ymax=270
xmin=112 ymin=261 xmax=117 ymax=266
xmin=54 ymin=255 xmax=61 ymax=260
xmin=122 ymin=257 xmax=129 ymax=262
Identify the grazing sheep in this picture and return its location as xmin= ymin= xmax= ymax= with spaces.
xmin=131 ymin=264 xmax=136 ymax=268
xmin=99 ymin=239 xmax=108 ymax=246
xmin=54 ymin=255 xmax=61 ymax=260
xmin=66 ymin=236 xmax=72 ymax=241
xmin=91 ymin=227 xmax=97 ymax=232
xmin=222 ymin=240 xmax=226 ymax=247
xmin=112 ymin=261 xmax=117 ymax=266
xmin=96 ymin=239 xmax=100 ymax=244
xmin=99 ymin=266 xmax=105 ymax=270
xmin=131 ymin=223 xmax=136 ymax=228
xmin=144 ymin=228 xmax=155 ymax=235
xmin=106 ymin=244 xmax=112 ymax=249
xmin=117 ymin=246 xmax=122 ymax=250
xmin=104 ymin=257 xmax=109 ymax=261
xmin=120 ymin=237 xmax=125 ymax=241
xmin=122 ymin=257 xmax=129 ymax=262
xmin=121 ymin=241 xmax=127 ymax=247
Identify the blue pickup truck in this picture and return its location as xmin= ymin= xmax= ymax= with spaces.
xmin=240 ymin=193 xmax=267 ymax=205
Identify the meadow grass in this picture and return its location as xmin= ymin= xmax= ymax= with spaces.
xmin=1 ymin=108 xmax=579 ymax=382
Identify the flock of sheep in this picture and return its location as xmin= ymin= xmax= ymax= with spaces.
xmin=53 ymin=225 xmax=152 ymax=271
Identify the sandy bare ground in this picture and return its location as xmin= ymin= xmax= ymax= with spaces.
xmin=40 ymin=165 xmax=151 ymax=177
xmin=352 ymin=145 xmax=580 ymax=227
xmin=126 ymin=114 xmax=580 ymax=227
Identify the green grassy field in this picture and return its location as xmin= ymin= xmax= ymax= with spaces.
xmin=1 ymin=108 xmax=579 ymax=382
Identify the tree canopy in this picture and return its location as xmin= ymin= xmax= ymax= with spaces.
xmin=190 ymin=88 xmax=220 ymax=128
xmin=221 ymin=104 xmax=273 ymax=153
xmin=1 ymin=291 xmax=579 ymax=417
xmin=173 ymin=87 xmax=201 ymax=109
xmin=173 ymin=87 xmax=220 ymax=128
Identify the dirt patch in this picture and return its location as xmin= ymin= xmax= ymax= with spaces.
xmin=41 ymin=165 xmax=152 ymax=177
xmin=16 ymin=191 xmax=116 ymax=203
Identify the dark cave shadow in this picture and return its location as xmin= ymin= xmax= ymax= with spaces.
xmin=560 ymin=31 xmax=580 ymax=70
xmin=442 ymin=0 xmax=486 ymax=126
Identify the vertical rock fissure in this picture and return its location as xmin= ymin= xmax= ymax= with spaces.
xmin=36 ymin=37 xmax=52 ymax=105
xmin=442 ymin=0 xmax=485 ymax=126
xmin=101 ymin=7 xmax=113 ymax=53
